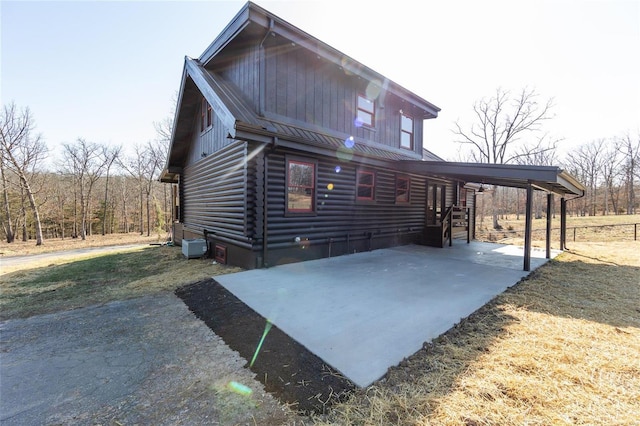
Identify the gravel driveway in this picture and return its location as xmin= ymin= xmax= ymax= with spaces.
xmin=0 ymin=293 xmax=295 ymax=425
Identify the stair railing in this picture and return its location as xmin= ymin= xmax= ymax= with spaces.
xmin=441 ymin=205 xmax=455 ymax=247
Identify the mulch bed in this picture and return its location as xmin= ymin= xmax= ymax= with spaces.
xmin=175 ymin=278 xmax=356 ymax=415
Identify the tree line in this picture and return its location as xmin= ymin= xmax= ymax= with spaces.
xmin=1 ymin=89 xmax=639 ymax=245
xmin=1 ymin=102 xmax=170 ymax=244
xmin=454 ymin=88 xmax=639 ymax=229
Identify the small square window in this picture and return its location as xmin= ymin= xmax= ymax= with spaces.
xmin=287 ymin=159 xmax=316 ymax=213
xmin=400 ymin=113 xmax=413 ymax=149
xmin=356 ymin=95 xmax=375 ymax=127
xmin=356 ymin=170 xmax=375 ymax=201
xmin=396 ymin=176 xmax=410 ymax=203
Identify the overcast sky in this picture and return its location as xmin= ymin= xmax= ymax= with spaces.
xmin=2 ymin=0 xmax=639 ymax=164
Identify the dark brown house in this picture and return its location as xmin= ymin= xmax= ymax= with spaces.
xmin=161 ymin=2 xmax=584 ymax=270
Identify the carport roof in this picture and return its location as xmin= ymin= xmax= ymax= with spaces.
xmin=400 ymin=160 xmax=585 ymax=196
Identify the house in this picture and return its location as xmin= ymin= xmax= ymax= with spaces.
xmin=161 ymin=2 xmax=584 ymax=271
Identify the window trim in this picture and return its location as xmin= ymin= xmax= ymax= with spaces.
xmin=356 ymin=169 xmax=376 ymax=202
xmin=285 ymin=157 xmax=317 ymax=215
xmin=200 ymin=97 xmax=212 ymax=133
xmin=356 ymin=94 xmax=375 ymax=128
xmin=400 ymin=112 xmax=414 ymax=150
xmin=395 ymin=175 xmax=411 ymax=203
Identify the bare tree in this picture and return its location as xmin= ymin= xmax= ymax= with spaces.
xmin=51 ymin=173 xmax=72 ymax=239
xmin=154 ymin=95 xmax=175 ymax=232
xmin=61 ymin=139 xmax=107 ymax=240
xmin=454 ymin=87 xmax=556 ymax=228
xmin=600 ymin=139 xmax=624 ymax=215
xmin=0 ymin=155 xmax=14 ymax=242
xmin=141 ymin=141 xmax=164 ymax=236
xmin=120 ymin=142 xmax=163 ymax=236
xmin=0 ymin=102 xmax=47 ymax=245
xmin=619 ymin=132 xmax=639 ymax=214
xmin=565 ymin=140 xmax=606 ymax=216
xmin=100 ymin=145 xmax=121 ymax=235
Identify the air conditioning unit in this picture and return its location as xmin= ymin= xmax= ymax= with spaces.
xmin=182 ymin=238 xmax=208 ymax=259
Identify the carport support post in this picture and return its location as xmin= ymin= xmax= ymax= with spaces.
xmin=546 ymin=193 xmax=553 ymax=259
xmin=524 ymin=183 xmax=533 ymax=271
xmin=560 ymin=197 xmax=567 ymax=250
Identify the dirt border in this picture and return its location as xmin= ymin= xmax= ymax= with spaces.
xmin=176 ymin=278 xmax=356 ymax=416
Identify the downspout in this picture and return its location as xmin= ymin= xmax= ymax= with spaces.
xmin=262 ymin=137 xmax=277 ymax=267
xmin=258 ymin=19 xmax=275 ymax=267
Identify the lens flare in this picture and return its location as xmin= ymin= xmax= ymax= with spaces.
xmin=335 ymin=166 xmax=341 ymax=173
xmin=344 ymin=136 xmax=355 ymax=149
xmin=354 ymin=117 xmax=363 ymax=128
xmin=249 ymin=320 xmax=273 ymax=368
xmin=228 ymin=381 xmax=253 ymax=396
xmin=365 ymin=79 xmax=382 ymax=99
xmin=327 ymin=183 xmax=334 ymax=190
xmin=336 ymin=146 xmax=353 ymax=162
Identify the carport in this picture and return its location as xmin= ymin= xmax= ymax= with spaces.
xmin=400 ymin=161 xmax=586 ymax=271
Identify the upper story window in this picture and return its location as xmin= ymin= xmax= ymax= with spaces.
xmin=356 ymin=169 xmax=375 ymax=201
xmin=356 ymin=95 xmax=375 ymax=128
xmin=287 ymin=158 xmax=316 ymax=214
xmin=200 ymin=97 xmax=212 ymax=132
xmin=396 ymin=176 xmax=410 ymax=203
xmin=400 ymin=113 xmax=414 ymax=150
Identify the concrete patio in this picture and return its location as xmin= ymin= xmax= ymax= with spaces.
xmin=216 ymin=241 xmax=559 ymax=387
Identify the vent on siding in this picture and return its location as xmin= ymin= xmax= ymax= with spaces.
xmin=214 ymin=244 xmax=227 ymax=264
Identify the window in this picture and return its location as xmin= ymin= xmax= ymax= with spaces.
xmin=200 ymin=97 xmax=212 ymax=132
xmin=396 ymin=176 xmax=410 ymax=203
xmin=356 ymin=95 xmax=375 ymax=127
xmin=459 ymin=187 xmax=467 ymax=207
xmin=287 ymin=159 xmax=316 ymax=213
xmin=356 ymin=170 xmax=375 ymax=201
xmin=400 ymin=113 xmax=413 ymax=149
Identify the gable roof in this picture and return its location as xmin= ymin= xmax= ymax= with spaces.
xmin=162 ymin=2 xmax=441 ymax=181
xmin=198 ymin=2 xmax=440 ymax=118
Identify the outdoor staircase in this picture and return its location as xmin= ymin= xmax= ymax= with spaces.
xmin=424 ymin=206 xmax=470 ymax=247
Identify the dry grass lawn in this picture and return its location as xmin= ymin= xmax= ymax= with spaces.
xmin=476 ymin=214 xmax=640 ymax=246
xmin=317 ymin=241 xmax=640 ymax=425
xmin=0 ymin=233 xmax=161 ymax=257
xmin=0 ymin=243 xmax=241 ymax=320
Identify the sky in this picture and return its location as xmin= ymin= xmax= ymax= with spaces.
xmin=2 ymin=0 xmax=639 ymax=165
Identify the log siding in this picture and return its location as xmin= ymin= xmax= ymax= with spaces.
xmin=182 ymin=141 xmax=249 ymax=243
xmin=259 ymin=149 xmax=429 ymax=250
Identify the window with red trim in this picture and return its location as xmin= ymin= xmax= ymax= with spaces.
xmin=356 ymin=170 xmax=375 ymax=201
xmin=200 ymin=97 xmax=212 ymax=132
xmin=287 ymin=159 xmax=316 ymax=213
xmin=396 ymin=176 xmax=410 ymax=203
xmin=400 ymin=113 xmax=413 ymax=149
xmin=356 ymin=95 xmax=375 ymax=127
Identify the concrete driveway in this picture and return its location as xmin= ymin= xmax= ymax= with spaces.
xmin=216 ymin=242 xmax=558 ymax=387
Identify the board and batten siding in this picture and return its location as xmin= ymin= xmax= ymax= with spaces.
xmin=184 ymin=98 xmax=235 ymax=167
xmin=217 ymin=43 xmax=261 ymax=112
xmin=261 ymin=44 xmax=424 ymax=156
xmin=259 ymin=150 xmax=428 ymax=250
xmin=182 ymin=141 xmax=250 ymax=244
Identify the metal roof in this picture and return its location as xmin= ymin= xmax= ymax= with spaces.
xmin=399 ymin=161 xmax=585 ymax=196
